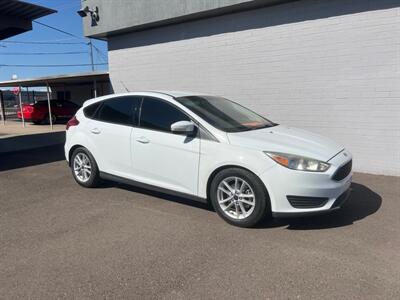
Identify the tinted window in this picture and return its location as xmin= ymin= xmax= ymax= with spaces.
xmin=176 ymin=96 xmax=276 ymax=132
xmin=83 ymin=102 xmax=101 ymax=119
xmin=97 ymin=96 xmax=141 ymax=126
xmin=140 ymin=97 xmax=190 ymax=132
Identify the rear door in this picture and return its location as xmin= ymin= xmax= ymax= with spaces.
xmin=131 ymin=97 xmax=200 ymax=195
xmin=85 ymin=96 xmax=142 ymax=177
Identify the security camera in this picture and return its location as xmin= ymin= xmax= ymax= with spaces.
xmin=77 ymin=6 xmax=99 ymax=22
xmin=77 ymin=6 xmax=89 ymax=17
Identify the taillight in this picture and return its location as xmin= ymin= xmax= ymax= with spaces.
xmin=23 ymin=105 xmax=34 ymax=113
xmin=66 ymin=116 xmax=79 ymax=130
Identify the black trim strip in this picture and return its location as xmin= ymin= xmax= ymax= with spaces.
xmin=100 ymin=172 xmax=207 ymax=204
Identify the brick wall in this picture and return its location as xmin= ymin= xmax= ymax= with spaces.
xmin=108 ymin=0 xmax=400 ymax=176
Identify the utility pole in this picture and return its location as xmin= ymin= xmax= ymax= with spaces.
xmin=88 ymin=38 xmax=95 ymax=71
xmin=0 ymin=90 xmax=5 ymax=125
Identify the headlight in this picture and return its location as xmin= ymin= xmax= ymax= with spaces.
xmin=264 ymin=152 xmax=330 ymax=172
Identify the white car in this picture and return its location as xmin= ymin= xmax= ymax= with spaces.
xmin=65 ymin=91 xmax=352 ymax=227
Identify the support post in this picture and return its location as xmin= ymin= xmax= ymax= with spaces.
xmin=26 ymin=87 xmax=30 ymax=102
xmin=46 ymin=82 xmax=53 ymax=130
xmin=18 ymin=86 xmax=25 ymax=128
xmin=93 ymin=79 xmax=97 ymax=98
xmin=0 ymin=90 xmax=5 ymax=125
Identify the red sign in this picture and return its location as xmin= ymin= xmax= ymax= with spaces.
xmin=12 ymin=87 xmax=20 ymax=96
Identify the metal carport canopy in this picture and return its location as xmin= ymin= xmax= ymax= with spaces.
xmin=0 ymin=71 xmax=109 ymax=88
xmin=0 ymin=71 xmax=110 ymax=129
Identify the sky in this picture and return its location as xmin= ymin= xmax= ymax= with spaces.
xmin=0 ymin=0 xmax=108 ymax=82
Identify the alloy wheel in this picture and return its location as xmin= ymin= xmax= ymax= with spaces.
xmin=217 ymin=176 xmax=256 ymax=219
xmin=73 ymin=153 xmax=92 ymax=183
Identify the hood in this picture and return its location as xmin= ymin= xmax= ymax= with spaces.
xmin=227 ymin=125 xmax=343 ymax=162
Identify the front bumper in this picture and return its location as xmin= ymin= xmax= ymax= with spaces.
xmin=259 ymin=150 xmax=353 ymax=216
xmin=272 ymin=188 xmax=351 ymax=218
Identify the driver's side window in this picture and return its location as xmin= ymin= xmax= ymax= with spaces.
xmin=140 ymin=97 xmax=190 ymax=133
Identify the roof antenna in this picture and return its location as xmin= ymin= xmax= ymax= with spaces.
xmin=120 ymin=81 xmax=130 ymax=92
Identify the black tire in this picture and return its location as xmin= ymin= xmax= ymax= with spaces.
xmin=70 ymin=147 xmax=101 ymax=188
xmin=43 ymin=113 xmax=56 ymax=124
xmin=210 ymin=168 xmax=270 ymax=227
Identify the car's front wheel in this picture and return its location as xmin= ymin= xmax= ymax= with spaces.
xmin=210 ymin=168 xmax=270 ymax=227
xmin=71 ymin=147 xmax=100 ymax=188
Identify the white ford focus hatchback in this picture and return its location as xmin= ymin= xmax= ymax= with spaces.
xmin=65 ymin=91 xmax=352 ymax=227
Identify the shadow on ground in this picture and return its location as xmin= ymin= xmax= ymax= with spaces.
xmin=0 ymin=144 xmax=65 ymax=171
xmin=257 ymin=182 xmax=382 ymax=230
xmin=102 ymin=180 xmax=381 ymax=230
xmin=110 ymin=182 xmax=212 ymax=211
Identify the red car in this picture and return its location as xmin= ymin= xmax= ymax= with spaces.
xmin=17 ymin=100 xmax=80 ymax=124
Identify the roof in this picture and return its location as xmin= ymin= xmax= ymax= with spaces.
xmin=0 ymin=0 xmax=56 ymax=20
xmin=153 ymin=90 xmax=207 ymax=97
xmin=0 ymin=0 xmax=56 ymax=40
xmin=0 ymin=71 xmax=110 ymax=88
xmin=83 ymin=90 xmax=213 ymax=106
xmin=83 ymin=0 xmax=296 ymax=39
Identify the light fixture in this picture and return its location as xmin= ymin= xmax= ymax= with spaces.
xmin=77 ymin=6 xmax=99 ymax=22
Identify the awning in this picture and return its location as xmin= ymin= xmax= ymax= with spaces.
xmin=0 ymin=71 xmax=110 ymax=88
xmin=0 ymin=0 xmax=56 ymax=40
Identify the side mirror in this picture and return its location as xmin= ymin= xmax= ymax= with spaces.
xmin=171 ymin=120 xmax=196 ymax=135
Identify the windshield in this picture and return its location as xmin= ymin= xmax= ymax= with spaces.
xmin=176 ymin=96 xmax=276 ymax=132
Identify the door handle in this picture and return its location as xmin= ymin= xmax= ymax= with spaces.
xmin=91 ymin=128 xmax=101 ymax=134
xmin=136 ymin=136 xmax=150 ymax=144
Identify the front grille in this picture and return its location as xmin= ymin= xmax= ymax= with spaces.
xmin=332 ymin=160 xmax=352 ymax=181
xmin=287 ymin=195 xmax=329 ymax=209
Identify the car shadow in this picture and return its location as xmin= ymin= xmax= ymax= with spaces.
xmin=257 ymin=182 xmax=382 ymax=230
xmin=100 ymin=180 xmax=381 ymax=230
xmin=103 ymin=181 xmax=213 ymax=211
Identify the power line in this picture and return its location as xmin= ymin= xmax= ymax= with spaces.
xmin=0 ymin=63 xmax=108 ymax=68
xmin=0 ymin=51 xmax=88 ymax=55
xmin=93 ymin=45 xmax=108 ymax=62
xmin=33 ymin=21 xmax=84 ymax=40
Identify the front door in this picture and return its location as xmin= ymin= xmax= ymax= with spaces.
xmin=132 ymin=97 xmax=200 ymax=195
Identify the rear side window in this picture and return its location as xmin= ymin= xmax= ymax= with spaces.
xmin=97 ymin=96 xmax=141 ymax=126
xmin=140 ymin=97 xmax=190 ymax=132
xmin=83 ymin=102 xmax=101 ymax=119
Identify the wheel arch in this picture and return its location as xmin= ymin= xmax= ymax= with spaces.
xmin=206 ymin=165 xmax=270 ymax=207
xmin=68 ymin=144 xmax=86 ymax=166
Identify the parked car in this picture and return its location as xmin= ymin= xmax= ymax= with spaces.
xmin=17 ymin=100 xmax=80 ymax=124
xmin=65 ymin=91 xmax=352 ymax=227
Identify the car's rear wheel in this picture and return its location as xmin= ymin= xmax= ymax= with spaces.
xmin=210 ymin=168 xmax=269 ymax=227
xmin=71 ymin=147 xmax=100 ymax=188
xmin=43 ymin=113 xmax=56 ymax=124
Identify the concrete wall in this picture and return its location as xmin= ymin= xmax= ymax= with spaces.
xmin=82 ymin=0 xmax=292 ymax=38
xmin=107 ymin=0 xmax=400 ymax=176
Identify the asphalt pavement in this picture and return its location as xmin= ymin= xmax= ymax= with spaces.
xmin=0 ymin=145 xmax=399 ymax=299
